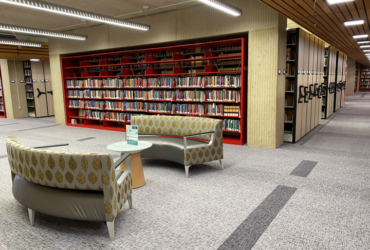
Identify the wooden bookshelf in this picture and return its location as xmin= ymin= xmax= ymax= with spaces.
xmin=0 ymin=68 xmax=6 ymax=118
xmin=355 ymin=67 xmax=358 ymax=93
xmin=322 ymin=46 xmax=336 ymax=119
xmin=284 ymin=28 xmax=324 ymax=143
xmin=334 ymin=52 xmax=346 ymax=112
xmin=61 ymin=38 xmax=247 ymax=145
xmin=23 ymin=61 xmax=36 ymax=117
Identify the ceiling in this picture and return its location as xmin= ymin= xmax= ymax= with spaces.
xmin=0 ymin=0 xmax=200 ymax=32
xmin=259 ymin=0 xmax=370 ymax=67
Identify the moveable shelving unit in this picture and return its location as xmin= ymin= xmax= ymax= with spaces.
xmin=0 ymin=68 xmax=6 ymax=118
xmin=284 ymin=28 xmax=324 ymax=143
xmin=322 ymin=46 xmax=337 ymax=119
xmin=61 ymin=38 xmax=247 ymax=145
xmin=355 ymin=67 xmax=358 ymax=93
xmin=23 ymin=60 xmax=36 ymax=117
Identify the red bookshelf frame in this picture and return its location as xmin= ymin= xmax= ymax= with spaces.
xmin=61 ymin=38 xmax=247 ymax=145
xmin=359 ymin=67 xmax=370 ymax=92
xmin=0 ymin=68 xmax=6 ymax=118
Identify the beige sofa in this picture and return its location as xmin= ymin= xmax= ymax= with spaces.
xmin=6 ymin=136 xmax=132 ymax=241
xmin=131 ymin=116 xmax=224 ymax=177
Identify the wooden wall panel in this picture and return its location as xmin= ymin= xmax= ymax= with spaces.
xmin=31 ymin=61 xmax=48 ymax=117
xmin=43 ymin=61 xmax=55 ymax=116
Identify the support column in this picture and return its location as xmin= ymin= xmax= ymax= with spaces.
xmin=50 ymin=54 xmax=66 ymax=125
xmin=0 ymin=59 xmax=28 ymax=119
xmin=247 ymin=17 xmax=287 ymax=148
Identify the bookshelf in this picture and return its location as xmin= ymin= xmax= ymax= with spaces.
xmin=359 ymin=68 xmax=370 ymax=92
xmin=334 ymin=52 xmax=346 ymax=112
xmin=23 ymin=61 xmax=36 ymax=117
xmin=0 ymin=68 xmax=6 ymax=118
xmin=284 ymin=28 xmax=324 ymax=143
xmin=321 ymin=46 xmax=337 ymax=119
xmin=61 ymin=38 xmax=247 ymax=145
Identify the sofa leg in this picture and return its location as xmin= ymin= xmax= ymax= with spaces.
xmin=128 ymin=195 xmax=133 ymax=209
xmin=28 ymin=208 xmax=35 ymax=226
xmin=185 ymin=165 xmax=191 ymax=178
xmin=219 ymin=159 xmax=224 ymax=170
xmin=107 ymin=221 xmax=115 ymax=241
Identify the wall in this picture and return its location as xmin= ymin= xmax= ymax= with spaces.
xmin=48 ymin=0 xmax=287 ymax=148
xmin=346 ymin=57 xmax=356 ymax=96
xmin=0 ymin=60 xmax=28 ymax=119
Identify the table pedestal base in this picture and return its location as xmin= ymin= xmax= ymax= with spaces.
xmin=119 ymin=152 xmax=145 ymax=188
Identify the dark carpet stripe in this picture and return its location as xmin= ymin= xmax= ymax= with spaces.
xmin=0 ymin=123 xmax=19 ymax=127
xmin=16 ymin=125 xmax=60 ymax=132
xmin=290 ymin=160 xmax=318 ymax=177
xmin=360 ymin=94 xmax=366 ymax=98
xmin=0 ymin=155 xmax=8 ymax=159
xmin=77 ymin=137 xmax=96 ymax=142
xmin=218 ymin=185 xmax=297 ymax=250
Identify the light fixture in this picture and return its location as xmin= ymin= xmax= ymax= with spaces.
xmin=344 ymin=20 xmax=364 ymax=26
xmin=358 ymin=41 xmax=370 ymax=44
xmin=0 ymin=0 xmax=150 ymax=31
xmin=360 ymin=45 xmax=370 ymax=48
xmin=0 ymin=39 xmax=42 ymax=47
xmin=30 ymin=59 xmax=40 ymax=61
xmin=0 ymin=23 xmax=87 ymax=40
xmin=327 ymin=0 xmax=354 ymax=4
xmin=353 ymin=34 xmax=368 ymax=39
xmin=197 ymin=0 xmax=241 ymax=16
xmin=363 ymin=50 xmax=370 ymax=52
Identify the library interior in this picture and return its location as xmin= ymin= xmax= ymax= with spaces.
xmin=0 ymin=0 xmax=370 ymax=249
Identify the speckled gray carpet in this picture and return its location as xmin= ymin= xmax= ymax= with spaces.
xmin=0 ymin=93 xmax=370 ymax=249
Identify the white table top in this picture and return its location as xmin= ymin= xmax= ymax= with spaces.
xmin=107 ymin=141 xmax=152 ymax=154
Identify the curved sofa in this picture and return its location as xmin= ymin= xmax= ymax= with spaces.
xmin=6 ymin=136 xmax=132 ymax=241
xmin=131 ymin=115 xmax=223 ymax=177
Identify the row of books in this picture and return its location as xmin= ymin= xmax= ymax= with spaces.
xmin=24 ymin=69 xmax=31 ymax=76
xmin=23 ymin=61 xmax=30 ymax=68
xmin=0 ymin=104 xmax=3 ymax=111
xmin=25 ymin=85 xmax=33 ymax=91
xmin=286 ymin=48 xmax=296 ymax=61
xmin=67 ymin=89 xmax=240 ymax=102
xmin=66 ymin=75 xmax=241 ymax=88
xmin=26 ymin=93 xmax=33 ymax=99
xmin=25 ymin=77 xmax=32 ymax=83
xmin=70 ymin=101 xmax=240 ymax=117
xmin=73 ymin=109 xmax=240 ymax=130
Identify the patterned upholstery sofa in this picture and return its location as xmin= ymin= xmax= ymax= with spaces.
xmin=131 ymin=116 xmax=223 ymax=177
xmin=6 ymin=136 xmax=132 ymax=241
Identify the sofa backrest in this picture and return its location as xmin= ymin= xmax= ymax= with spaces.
xmin=6 ymin=136 xmax=116 ymax=191
xmin=131 ymin=115 xmax=222 ymax=141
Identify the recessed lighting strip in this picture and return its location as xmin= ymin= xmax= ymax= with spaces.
xmin=197 ymin=0 xmax=242 ymax=16
xmin=0 ymin=39 xmax=42 ymax=47
xmin=358 ymin=41 xmax=370 ymax=44
xmin=344 ymin=20 xmax=364 ymax=26
xmin=0 ymin=0 xmax=150 ymax=31
xmin=0 ymin=23 xmax=87 ymax=40
xmin=353 ymin=34 xmax=369 ymax=39
xmin=327 ymin=0 xmax=354 ymax=4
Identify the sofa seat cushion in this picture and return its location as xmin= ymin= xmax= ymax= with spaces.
xmin=139 ymin=136 xmax=208 ymax=165
xmin=13 ymin=175 xmax=105 ymax=221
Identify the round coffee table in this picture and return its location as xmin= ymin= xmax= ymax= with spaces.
xmin=107 ymin=141 xmax=152 ymax=188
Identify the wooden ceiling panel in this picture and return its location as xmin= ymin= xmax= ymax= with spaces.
xmin=259 ymin=0 xmax=370 ymax=66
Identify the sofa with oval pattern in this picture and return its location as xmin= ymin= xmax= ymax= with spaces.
xmin=131 ymin=115 xmax=223 ymax=177
xmin=6 ymin=136 xmax=132 ymax=241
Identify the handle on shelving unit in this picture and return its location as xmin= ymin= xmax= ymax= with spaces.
xmin=315 ymin=84 xmax=321 ymax=98
xmin=298 ymin=86 xmax=305 ymax=103
xmin=308 ymin=84 xmax=314 ymax=100
xmin=304 ymin=87 xmax=309 ymax=103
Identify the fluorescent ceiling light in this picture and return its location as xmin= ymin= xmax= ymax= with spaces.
xmin=344 ymin=20 xmax=364 ymax=26
xmin=360 ymin=45 xmax=370 ymax=48
xmin=198 ymin=0 xmax=242 ymax=16
xmin=0 ymin=0 xmax=150 ymax=31
xmin=358 ymin=41 xmax=370 ymax=44
xmin=0 ymin=23 xmax=87 ymax=40
xmin=0 ymin=39 xmax=42 ymax=47
xmin=363 ymin=50 xmax=370 ymax=52
xmin=30 ymin=59 xmax=40 ymax=61
xmin=353 ymin=34 xmax=369 ymax=39
xmin=327 ymin=0 xmax=354 ymax=4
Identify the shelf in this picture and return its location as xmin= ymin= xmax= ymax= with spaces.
xmin=64 ymin=55 xmax=242 ymax=69
xmin=26 ymin=90 xmax=34 ymax=93
xmin=64 ymin=71 xmax=241 ymax=79
xmin=285 ymin=106 xmax=294 ymax=109
xmin=223 ymin=130 xmax=240 ymax=133
xmin=286 ymin=44 xmax=296 ymax=47
xmin=284 ymin=121 xmax=293 ymax=124
xmin=27 ymin=106 xmax=35 ymax=108
xmin=286 ymin=60 xmax=295 ymax=63
xmin=66 ymin=97 xmax=240 ymax=103
xmin=285 ymin=91 xmax=294 ymax=93
xmin=67 ymin=86 xmax=242 ymax=90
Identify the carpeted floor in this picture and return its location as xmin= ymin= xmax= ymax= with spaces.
xmin=1 ymin=93 xmax=370 ymax=249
